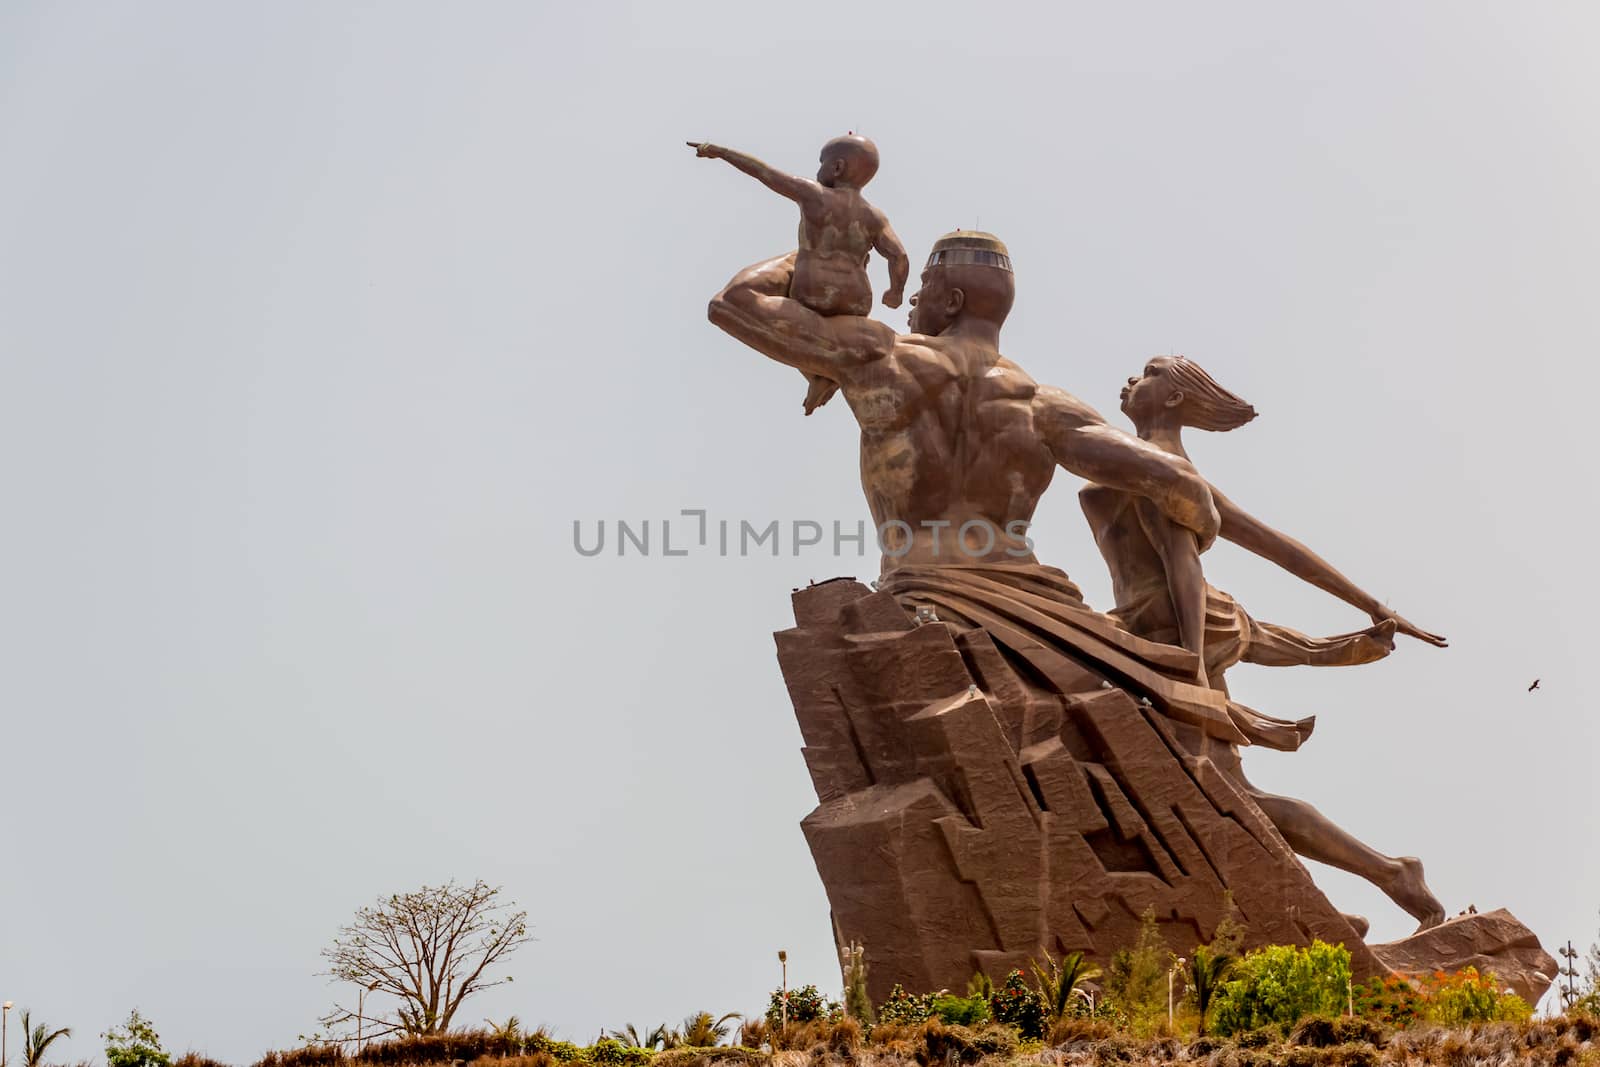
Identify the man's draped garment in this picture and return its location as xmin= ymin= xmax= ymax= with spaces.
xmin=881 ymin=561 xmax=1315 ymax=752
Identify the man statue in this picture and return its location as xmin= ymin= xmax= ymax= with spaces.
xmin=707 ymin=230 xmax=1443 ymax=931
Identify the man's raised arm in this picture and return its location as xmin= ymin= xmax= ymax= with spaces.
xmin=707 ymin=252 xmax=895 ymax=381
xmin=688 ymin=142 xmax=822 ymax=206
xmin=1035 ymin=385 xmax=1219 ymax=548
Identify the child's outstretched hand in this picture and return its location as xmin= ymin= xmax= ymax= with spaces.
xmin=882 ymin=288 xmax=904 ymax=309
xmin=686 ymin=141 xmax=723 ymax=159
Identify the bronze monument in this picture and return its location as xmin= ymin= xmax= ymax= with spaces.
xmin=694 ymin=140 xmax=1554 ymax=1003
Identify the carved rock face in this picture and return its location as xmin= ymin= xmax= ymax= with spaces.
xmin=1372 ymin=910 xmax=1558 ymax=1004
xmin=777 ymin=579 xmax=1552 ymax=1006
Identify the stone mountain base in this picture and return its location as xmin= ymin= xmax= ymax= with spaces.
xmin=776 ymin=579 xmax=1554 ymax=1006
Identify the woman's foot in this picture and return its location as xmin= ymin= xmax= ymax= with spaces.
xmin=1387 ymin=855 xmax=1446 ymax=931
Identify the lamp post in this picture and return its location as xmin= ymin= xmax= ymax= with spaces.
xmin=3 ymin=1001 xmax=11 ymax=1067
xmin=1168 ymin=958 xmax=1186 ymax=1030
xmin=356 ymin=980 xmax=380 ymax=1053
xmin=777 ymin=950 xmax=788 ymax=1030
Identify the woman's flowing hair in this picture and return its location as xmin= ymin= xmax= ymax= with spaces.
xmin=1166 ymin=356 xmax=1258 ymax=432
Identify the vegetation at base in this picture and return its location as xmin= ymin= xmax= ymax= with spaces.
xmin=1209 ymin=940 xmax=1354 ymax=1036
xmin=18 ymin=904 xmax=1600 ymax=1067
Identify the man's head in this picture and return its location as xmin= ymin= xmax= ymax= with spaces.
xmin=817 ymin=134 xmax=880 ymax=188
xmin=1120 ymin=356 xmax=1257 ymax=432
xmin=907 ymin=230 xmax=1016 ymax=337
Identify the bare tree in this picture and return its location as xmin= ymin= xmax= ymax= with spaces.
xmin=320 ymin=880 xmax=530 ymax=1039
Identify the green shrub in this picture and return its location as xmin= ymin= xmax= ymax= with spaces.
xmin=1418 ymin=967 xmax=1531 ymax=1024
xmin=1352 ymin=974 xmax=1422 ymax=1028
xmin=988 ymin=970 xmax=1047 ymax=1040
xmin=764 ymin=985 xmax=833 ymax=1028
xmin=1210 ymin=941 xmax=1352 ymax=1037
xmin=928 ymin=995 xmax=988 ymax=1027
xmin=877 ymin=985 xmax=936 ymax=1026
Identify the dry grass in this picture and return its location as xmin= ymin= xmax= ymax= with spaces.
xmin=242 ymin=1014 xmax=1600 ymax=1067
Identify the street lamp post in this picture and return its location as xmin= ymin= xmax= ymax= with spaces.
xmin=1168 ymin=958 xmax=1186 ymax=1030
xmin=3 ymin=1000 xmax=12 ymax=1067
xmin=777 ymin=950 xmax=788 ymax=1031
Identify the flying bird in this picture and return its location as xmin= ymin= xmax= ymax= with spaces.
xmin=1528 ymin=679 xmax=1540 ymax=692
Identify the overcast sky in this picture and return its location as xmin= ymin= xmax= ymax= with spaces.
xmin=2 ymin=2 xmax=1597 ymax=1063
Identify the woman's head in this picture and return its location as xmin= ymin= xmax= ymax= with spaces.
xmin=1120 ymin=356 xmax=1257 ymax=431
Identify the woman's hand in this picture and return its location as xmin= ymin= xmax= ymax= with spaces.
xmin=1372 ymin=610 xmax=1448 ymax=648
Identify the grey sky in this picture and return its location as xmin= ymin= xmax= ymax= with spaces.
xmin=2 ymin=2 xmax=1597 ymax=1062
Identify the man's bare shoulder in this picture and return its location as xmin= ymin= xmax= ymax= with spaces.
xmin=1033 ymin=383 xmax=1110 ymax=430
xmin=886 ymin=331 xmax=962 ymax=380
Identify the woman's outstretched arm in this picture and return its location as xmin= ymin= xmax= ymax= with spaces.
xmin=1213 ymin=486 xmax=1447 ymax=647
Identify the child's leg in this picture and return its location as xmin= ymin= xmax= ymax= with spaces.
xmin=1133 ymin=498 xmax=1208 ymax=683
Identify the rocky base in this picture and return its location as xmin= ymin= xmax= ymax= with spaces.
xmin=1373 ymin=909 xmax=1557 ymax=1003
xmin=775 ymin=578 xmax=1553 ymax=1006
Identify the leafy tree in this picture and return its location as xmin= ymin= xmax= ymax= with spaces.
xmin=1105 ymin=907 xmax=1169 ymax=1029
xmin=1209 ymin=940 xmax=1352 ymax=1036
xmin=103 ymin=1009 xmax=171 ymax=1067
xmin=1031 ymin=950 xmax=1101 ymax=1021
xmin=319 ymin=879 xmax=530 ymax=1038
xmin=20 ymin=1011 xmax=71 ymax=1067
xmin=1186 ymin=946 xmax=1235 ymax=1036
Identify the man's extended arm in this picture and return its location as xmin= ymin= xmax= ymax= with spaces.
xmin=707 ymin=251 xmax=895 ymax=381
xmin=1213 ymin=488 xmax=1447 ymax=646
xmin=688 ymin=142 xmax=821 ymax=205
xmin=1036 ymin=386 xmax=1219 ymax=548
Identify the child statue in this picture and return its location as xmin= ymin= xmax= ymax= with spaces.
xmin=688 ymin=134 xmax=909 ymax=413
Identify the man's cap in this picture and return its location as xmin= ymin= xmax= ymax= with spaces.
xmin=926 ymin=230 xmax=1012 ymax=272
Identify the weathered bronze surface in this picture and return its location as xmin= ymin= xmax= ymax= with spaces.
xmin=697 ymin=149 xmax=1553 ymax=1002
xmin=1083 ymin=355 xmax=1447 ymax=931
xmin=690 ymin=136 xmax=908 ymax=414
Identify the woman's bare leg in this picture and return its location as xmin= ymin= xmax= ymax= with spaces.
xmin=1245 ymin=785 xmax=1445 ymax=931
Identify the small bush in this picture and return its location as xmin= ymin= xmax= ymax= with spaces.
xmin=1418 ymin=967 xmax=1531 ymax=1024
xmin=876 ymin=986 xmax=936 ymax=1027
xmin=1210 ymin=941 xmax=1352 ymax=1037
xmin=1352 ymin=975 xmax=1422 ymax=1029
xmin=927 ymin=995 xmax=987 ymax=1028
xmin=988 ymin=970 xmax=1047 ymax=1040
xmin=766 ymin=986 xmax=834 ymax=1028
